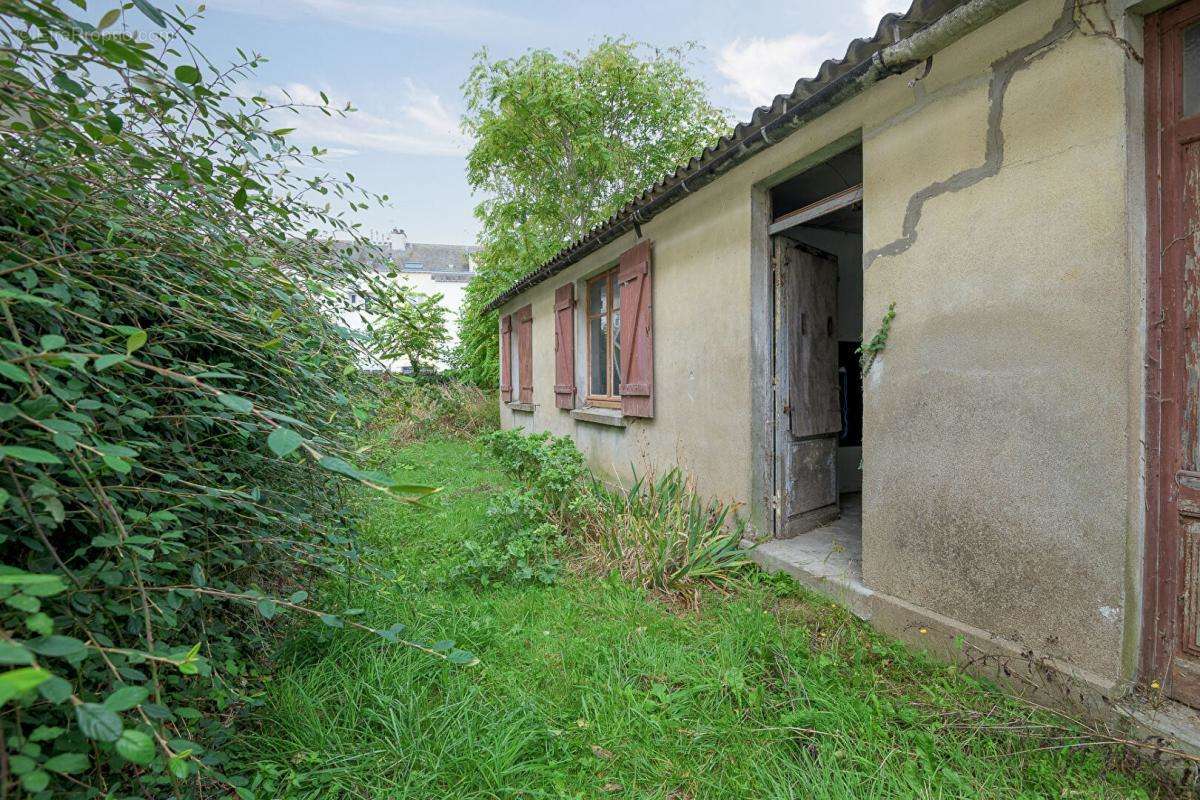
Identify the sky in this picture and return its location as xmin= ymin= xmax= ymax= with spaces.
xmin=172 ymin=0 xmax=907 ymax=246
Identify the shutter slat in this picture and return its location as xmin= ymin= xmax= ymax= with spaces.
xmin=499 ymin=314 xmax=513 ymax=403
xmin=618 ymin=240 xmax=653 ymax=418
xmin=553 ymin=284 xmax=576 ymax=409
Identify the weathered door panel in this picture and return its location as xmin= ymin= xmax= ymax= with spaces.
xmin=1171 ymin=476 xmax=1200 ymax=699
xmin=1145 ymin=3 xmax=1200 ymax=708
xmin=782 ymin=438 xmax=838 ymax=523
xmin=774 ymin=237 xmax=840 ymax=539
xmin=786 ymin=246 xmax=841 ymax=439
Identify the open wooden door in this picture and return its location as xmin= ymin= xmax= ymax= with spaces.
xmin=774 ymin=237 xmax=840 ymax=538
xmin=1145 ymin=2 xmax=1200 ymax=707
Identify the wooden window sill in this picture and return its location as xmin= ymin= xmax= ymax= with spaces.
xmin=570 ymin=407 xmax=627 ymax=428
xmin=507 ymin=402 xmax=536 ymax=413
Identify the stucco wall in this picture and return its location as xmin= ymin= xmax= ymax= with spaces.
xmin=499 ymin=0 xmax=1143 ymax=681
xmin=860 ymin=0 xmax=1141 ymax=681
xmin=498 ymin=172 xmax=754 ymax=505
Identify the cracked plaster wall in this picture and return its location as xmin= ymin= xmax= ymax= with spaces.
xmin=860 ymin=0 xmax=1140 ymax=680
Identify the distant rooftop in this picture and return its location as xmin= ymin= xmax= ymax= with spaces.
xmin=396 ymin=242 xmax=479 ymax=274
xmin=337 ymin=240 xmax=480 ymax=276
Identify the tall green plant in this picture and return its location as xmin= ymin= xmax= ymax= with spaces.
xmin=373 ymin=285 xmax=451 ymax=376
xmin=0 ymin=2 xmax=472 ymax=796
xmin=455 ymin=38 xmax=728 ymax=386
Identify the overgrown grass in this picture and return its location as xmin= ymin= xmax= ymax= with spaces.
xmin=240 ymin=439 xmax=1169 ymax=799
xmin=372 ymin=380 xmax=499 ymax=446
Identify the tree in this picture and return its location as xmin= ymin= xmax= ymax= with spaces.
xmin=375 ymin=286 xmax=451 ymax=376
xmin=455 ymin=38 xmax=728 ymax=386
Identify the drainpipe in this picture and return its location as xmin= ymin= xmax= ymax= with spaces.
xmin=878 ymin=0 xmax=1028 ymax=70
xmin=486 ymin=0 xmax=1030 ymax=312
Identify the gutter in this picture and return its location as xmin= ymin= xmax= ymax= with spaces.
xmin=485 ymin=0 xmax=1027 ymax=313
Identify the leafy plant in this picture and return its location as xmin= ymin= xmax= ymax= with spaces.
xmin=859 ymin=301 xmax=897 ymax=375
xmin=585 ymin=470 xmax=751 ymax=594
xmin=372 ymin=285 xmax=451 ymax=376
xmin=0 ymin=2 xmax=470 ymax=796
xmin=479 ymin=429 xmax=588 ymax=516
xmin=455 ymin=38 xmax=729 ymax=387
xmin=450 ymin=490 xmax=563 ymax=587
xmin=481 ymin=430 xmax=749 ymax=596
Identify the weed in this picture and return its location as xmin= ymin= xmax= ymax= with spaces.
xmin=858 ymin=301 xmax=896 ymax=375
xmin=373 ymin=380 xmax=499 ymax=445
xmin=480 ymin=431 xmax=751 ymax=597
xmin=450 ymin=490 xmax=564 ymax=587
xmin=479 ymin=428 xmax=588 ymax=514
xmin=584 ymin=469 xmax=752 ymax=595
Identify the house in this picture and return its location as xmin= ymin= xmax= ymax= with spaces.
xmin=342 ymin=231 xmax=479 ymax=372
xmin=487 ymin=0 xmax=1200 ymax=745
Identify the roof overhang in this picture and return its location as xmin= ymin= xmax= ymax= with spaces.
xmin=485 ymin=0 xmax=1025 ymax=313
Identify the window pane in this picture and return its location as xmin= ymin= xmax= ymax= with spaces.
xmin=612 ymin=307 xmax=621 ymax=395
xmin=589 ymin=315 xmax=607 ymax=396
xmin=611 ymin=273 xmax=620 ymax=312
xmin=1186 ymin=24 xmax=1200 ymax=117
xmin=587 ymin=276 xmax=606 ymax=315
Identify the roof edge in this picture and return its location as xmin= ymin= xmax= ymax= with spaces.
xmin=485 ymin=0 xmax=1019 ymax=313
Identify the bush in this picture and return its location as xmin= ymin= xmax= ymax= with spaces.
xmin=480 ymin=430 xmax=749 ymax=596
xmin=449 ymin=490 xmax=563 ymax=587
xmin=479 ymin=429 xmax=587 ymax=514
xmin=0 ymin=3 xmax=471 ymax=796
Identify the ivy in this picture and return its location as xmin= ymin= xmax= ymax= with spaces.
xmin=858 ymin=302 xmax=897 ymax=377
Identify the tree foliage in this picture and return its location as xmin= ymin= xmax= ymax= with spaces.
xmin=373 ymin=286 xmax=450 ymax=376
xmin=0 ymin=2 xmax=473 ymax=796
xmin=455 ymin=38 xmax=728 ymax=386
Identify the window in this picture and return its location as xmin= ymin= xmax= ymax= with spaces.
xmin=403 ymin=261 xmax=424 ymax=271
xmin=585 ymin=268 xmax=621 ymax=407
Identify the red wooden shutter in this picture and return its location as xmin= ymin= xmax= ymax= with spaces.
xmin=553 ymin=284 xmax=576 ymax=409
xmin=516 ymin=304 xmax=533 ymax=404
xmin=618 ymin=240 xmax=653 ymax=418
xmin=499 ymin=314 xmax=513 ymax=402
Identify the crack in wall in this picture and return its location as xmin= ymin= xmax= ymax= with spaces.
xmin=863 ymin=0 xmax=1078 ymax=271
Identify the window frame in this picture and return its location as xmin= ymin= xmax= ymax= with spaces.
xmin=585 ymin=268 xmax=621 ymax=409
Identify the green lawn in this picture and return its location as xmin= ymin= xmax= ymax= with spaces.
xmin=239 ymin=438 xmax=1163 ymax=799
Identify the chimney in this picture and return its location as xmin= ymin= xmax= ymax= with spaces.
xmin=388 ymin=227 xmax=409 ymax=254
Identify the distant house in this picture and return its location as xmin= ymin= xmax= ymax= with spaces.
xmin=342 ymin=231 xmax=479 ymax=372
xmin=485 ymin=0 xmax=1200 ymax=746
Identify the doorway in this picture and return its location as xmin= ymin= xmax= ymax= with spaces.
xmin=1144 ymin=2 xmax=1200 ymax=707
xmin=769 ymin=145 xmax=864 ymax=540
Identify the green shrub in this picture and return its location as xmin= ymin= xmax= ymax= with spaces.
xmin=481 ymin=430 xmax=749 ymax=596
xmin=479 ymin=429 xmax=587 ymax=514
xmin=0 ymin=3 xmax=472 ymax=796
xmin=450 ymin=490 xmax=563 ymax=587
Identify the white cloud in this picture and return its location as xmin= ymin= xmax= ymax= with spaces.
xmin=717 ymin=32 xmax=835 ymax=109
xmin=202 ymin=0 xmax=526 ymax=36
xmin=250 ymin=80 xmax=470 ymax=158
xmin=859 ymin=0 xmax=910 ymax=31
